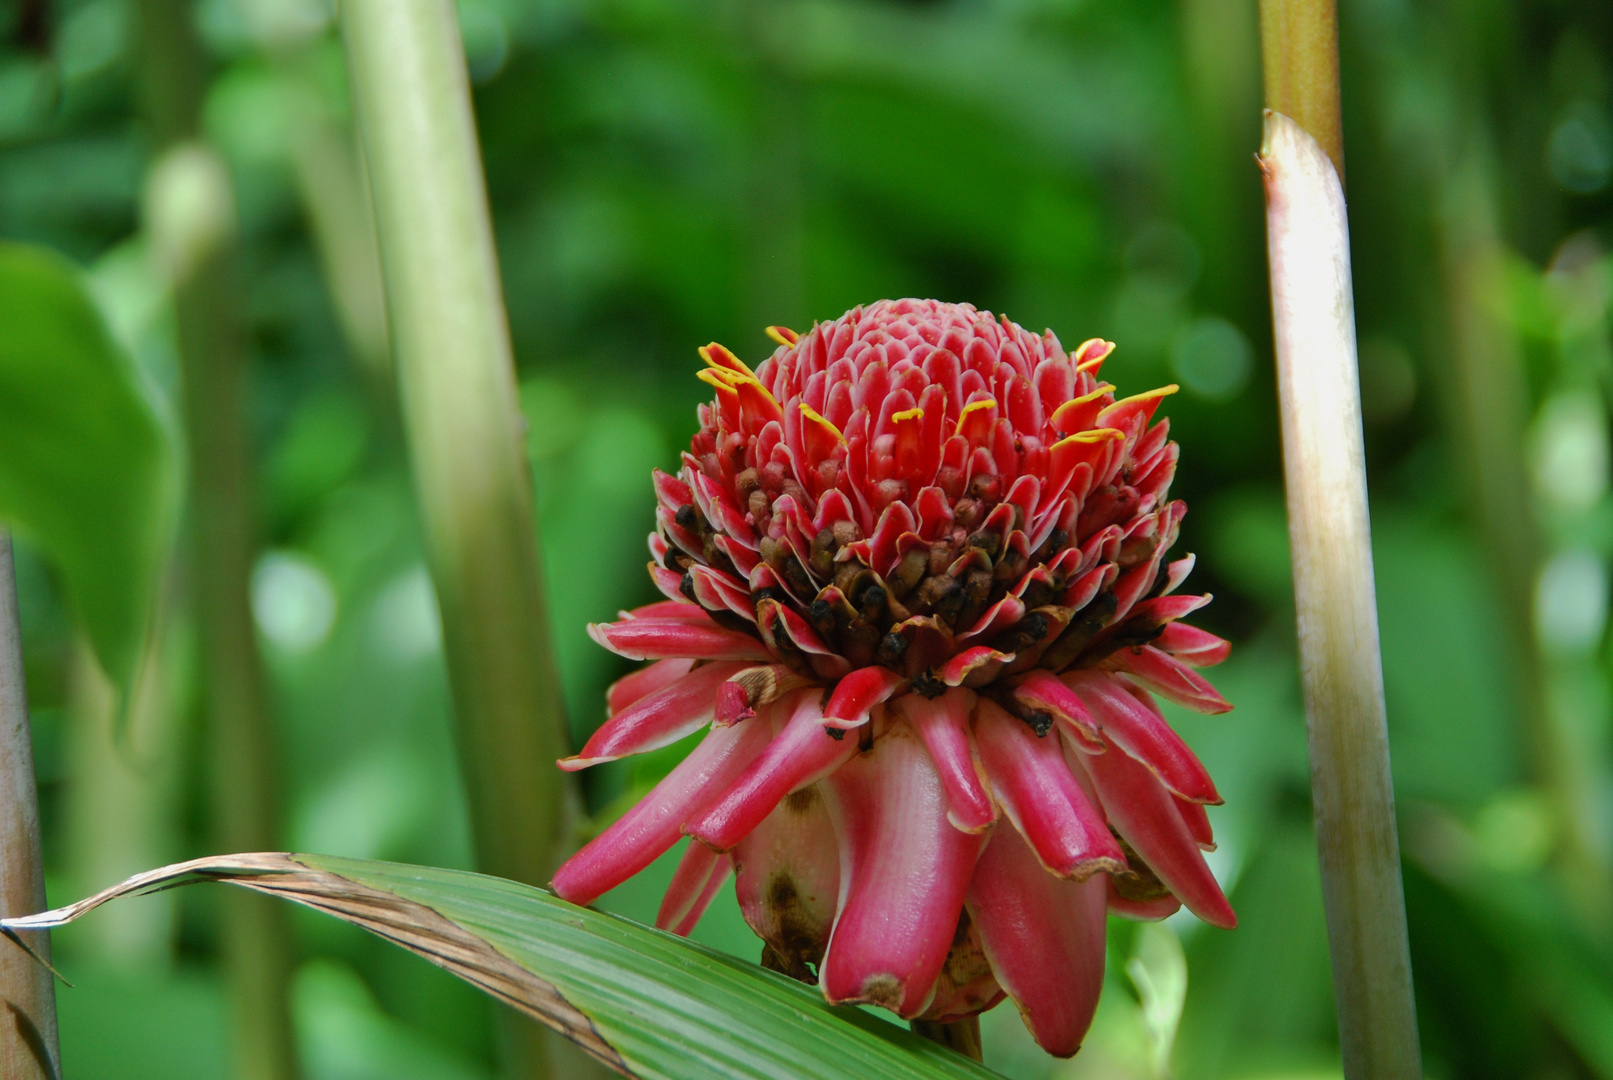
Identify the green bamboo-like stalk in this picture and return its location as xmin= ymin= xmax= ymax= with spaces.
xmin=1259 ymin=6 xmax=1421 ymax=1076
xmin=0 ymin=532 xmax=59 ymax=1080
xmin=134 ymin=2 xmax=301 ymax=1079
xmin=336 ymin=3 xmax=573 ymax=1076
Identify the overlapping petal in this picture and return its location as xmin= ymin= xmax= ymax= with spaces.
xmin=819 ymin=722 xmax=985 ymax=1018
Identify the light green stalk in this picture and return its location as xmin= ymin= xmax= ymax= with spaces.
xmin=134 ymin=2 xmax=301 ymax=1078
xmin=0 ymin=533 xmax=59 ymax=1080
xmin=1260 ymin=111 xmax=1422 ymax=1080
xmin=336 ymin=3 xmax=573 ymax=1075
xmin=63 ymin=623 xmax=182 ymax=969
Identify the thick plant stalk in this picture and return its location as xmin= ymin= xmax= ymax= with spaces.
xmin=166 ymin=164 xmax=302 ymax=1080
xmin=1261 ymin=112 xmax=1421 ymax=1079
xmin=134 ymin=2 xmax=300 ymax=1078
xmin=337 ymin=3 xmax=572 ymax=1076
xmin=0 ymin=533 xmax=59 ymax=1080
xmin=1259 ymin=0 xmax=1343 ymax=179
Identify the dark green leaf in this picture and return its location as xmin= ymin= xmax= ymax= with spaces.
xmin=0 ymin=241 xmax=174 ymax=697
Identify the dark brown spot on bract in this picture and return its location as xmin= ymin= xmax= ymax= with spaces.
xmin=760 ymin=872 xmax=828 ymax=982
xmin=857 ymin=973 xmax=905 ymax=1010
xmin=768 ymin=875 xmax=799 ymax=909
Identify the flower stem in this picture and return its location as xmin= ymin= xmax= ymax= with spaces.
xmin=909 ymin=1017 xmax=982 ymax=1063
xmin=1260 ymin=111 xmax=1422 ymax=1079
xmin=0 ymin=532 xmax=60 ymax=1080
xmin=337 ymin=3 xmax=575 ymax=1076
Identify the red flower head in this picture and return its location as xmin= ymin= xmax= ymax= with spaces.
xmin=553 ymin=299 xmax=1234 ymax=1056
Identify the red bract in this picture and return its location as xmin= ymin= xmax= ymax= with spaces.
xmin=553 ymin=299 xmax=1234 ymax=1057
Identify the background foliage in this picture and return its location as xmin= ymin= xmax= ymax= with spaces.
xmin=1 ymin=0 xmax=1612 ymax=1077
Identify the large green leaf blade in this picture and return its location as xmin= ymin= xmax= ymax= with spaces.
xmin=301 ymin=854 xmax=1000 ymax=1080
xmin=3 ymin=853 xmax=1002 ymax=1080
xmin=0 ymin=241 xmax=174 ymax=694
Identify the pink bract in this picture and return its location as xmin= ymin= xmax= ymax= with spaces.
xmin=552 ymin=299 xmax=1235 ymax=1057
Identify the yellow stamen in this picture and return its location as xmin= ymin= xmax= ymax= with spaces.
xmin=1111 ymin=384 xmax=1179 ymax=408
xmin=766 ymin=325 xmax=801 ymax=347
xmin=699 ymin=342 xmax=754 ymax=377
xmin=696 ymin=368 xmax=742 ymax=394
xmin=799 ymin=403 xmax=846 ymax=444
xmin=955 ymin=399 xmax=997 ymax=435
xmin=1069 ymin=382 xmax=1115 ymax=406
xmin=699 ymin=366 xmax=783 ymax=418
xmin=892 ymin=407 xmax=924 ymax=424
xmin=1052 ymin=428 xmax=1125 ymax=451
xmin=1049 ymin=382 xmax=1112 ymax=420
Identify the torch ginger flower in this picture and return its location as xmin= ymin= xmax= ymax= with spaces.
xmin=552 ymin=299 xmax=1234 ymax=1057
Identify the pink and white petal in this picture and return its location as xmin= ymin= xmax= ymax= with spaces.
xmin=1111 ymin=646 xmax=1232 ymax=714
xmin=956 ymin=594 xmax=1028 ymax=649
xmin=713 ymin=534 xmax=761 ymax=577
xmin=1120 ymin=593 xmax=1211 ymax=628
xmin=757 ymin=600 xmax=855 ymax=680
xmin=650 ymin=564 xmax=690 ymax=602
xmin=1064 ymin=671 xmax=1221 ymax=804
xmin=733 ymin=784 xmax=841 ymax=975
xmin=966 ymin=823 xmax=1109 ymax=1058
xmin=973 ymin=699 xmax=1125 ymax=879
xmin=1176 ymin=794 xmax=1215 ymax=851
xmin=551 ymin=718 xmax=774 ymax=906
xmin=621 ymin=599 xmax=709 ymax=621
xmin=686 ymin=691 xmax=858 ymax=852
xmin=653 ymin=468 xmax=693 ymax=513
xmin=671 ymin=855 xmax=733 ymax=937
xmin=1159 ymin=553 xmax=1196 ymax=595
xmin=656 ymin=839 xmax=731 ymax=936
xmin=689 ymin=565 xmax=757 ymax=622
xmin=1077 ymin=739 xmax=1236 ymax=929
xmin=606 ymin=658 xmax=696 ymax=716
xmin=819 ymin=723 xmax=986 ymax=1018
xmin=1007 ymin=669 xmax=1102 ymax=741
xmin=893 ymin=689 xmax=995 ymax=833
xmin=1155 ymin=622 xmax=1231 ymax=667
xmin=588 ymin=618 xmax=772 ymax=662
xmin=938 ymin=646 xmax=1015 ymax=688
xmin=822 ymin=665 xmax=906 ymax=729
xmin=562 ymin=661 xmax=745 ymax=770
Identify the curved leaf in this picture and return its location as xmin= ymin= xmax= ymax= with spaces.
xmin=0 ymin=241 xmax=174 ymax=696
xmin=2 ymin=853 xmax=1003 ymax=1080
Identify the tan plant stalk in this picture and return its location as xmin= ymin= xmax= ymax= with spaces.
xmin=1259 ymin=0 xmax=1343 ymax=179
xmin=0 ymin=533 xmax=58 ymax=1080
xmin=337 ymin=2 xmax=577 ymax=1076
xmin=1261 ymin=112 xmax=1421 ymax=1079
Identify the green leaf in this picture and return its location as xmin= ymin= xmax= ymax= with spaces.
xmin=4 ymin=853 xmax=1003 ymax=1080
xmin=0 ymin=241 xmax=174 ymax=696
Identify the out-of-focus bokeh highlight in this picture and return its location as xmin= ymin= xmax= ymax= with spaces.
xmin=3 ymin=0 xmax=1612 ymax=1077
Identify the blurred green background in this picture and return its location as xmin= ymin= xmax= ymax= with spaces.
xmin=2 ymin=0 xmax=1612 ymax=1077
